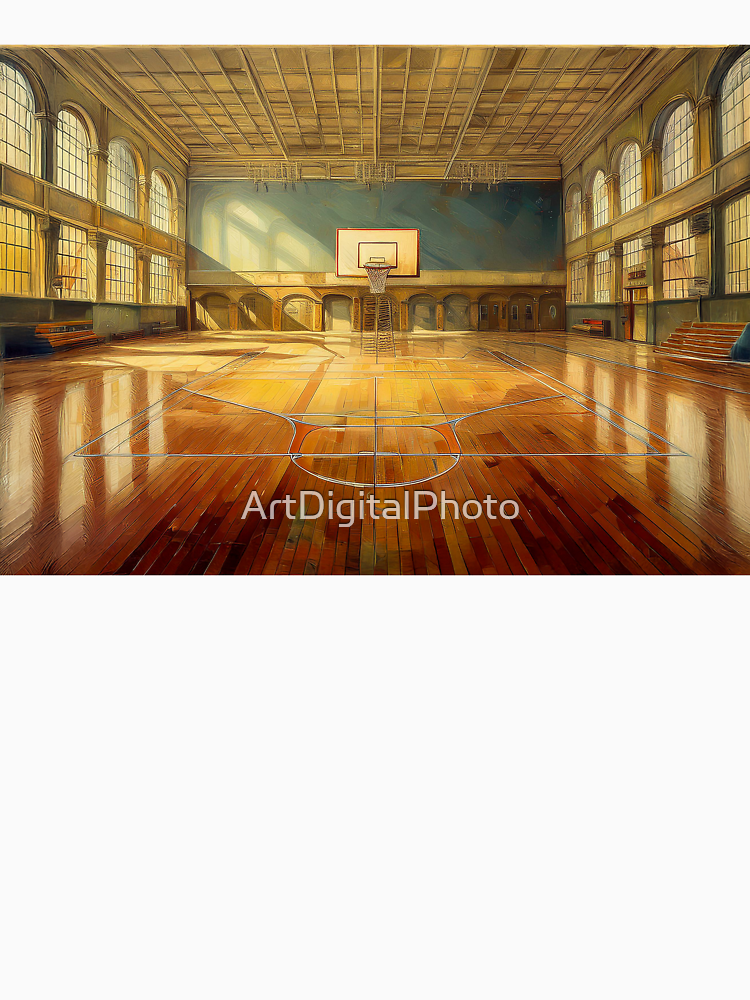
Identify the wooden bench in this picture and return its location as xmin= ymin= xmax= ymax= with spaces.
xmin=34 ymin=320 xmax=104 ymax=353
xmin=571 ymin=318 xmax=611 ymax=337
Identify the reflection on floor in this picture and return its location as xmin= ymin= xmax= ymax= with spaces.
xmin=2 ymin=328 xmax=750 ymax=574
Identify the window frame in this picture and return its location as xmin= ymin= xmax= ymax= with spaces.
xmin=56 ymin=223 xmax=89 ymax=299
xmin=663 ymin=218 xmax=696 ymax=300
xmin=56 ymin=107 xmax=90 ymax=199
xmin=149 ymin=253 xmax=172 ymax=304
xmin=661 ymin=101 xmax=695 ymax=193
xmin=591 ymin=171 xmax=609 ymax=229
xmin=106 ymin=139 xmax=138 ymax=219
xmin=105 ymin=239 xmax=135 ymax=302
xmin=593 ymin=250 xmax=611 ymax=303
xmin=724 ymin=191 xmax=750 ymax=294
xmin=0 ymin=60 xmax=36 ymax=175
xmin=720 ymin=50 xmax=750 ymax=158
xmin=0 ymin=203 xmax=34 ymax=294
xmin=150 ymin=170 xmax=173 ymax=234
xmin=565 ymin=185 xmax=583 ymax=241
xmin=568 ymin=257 xmax=586 ymax=304
xmin=618 ymin=142 xmax=642 ymax=215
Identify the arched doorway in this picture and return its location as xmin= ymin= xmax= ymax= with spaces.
xmin=509 ymin=294 xmax=535 ymax=332
xmin=409 ymin=294 xmax=437 ymax=331
xmin=195 ymin=293 xmax=231 ymax=330
xmin=282 ymin=296 xmax=316 ymax=331
xmin=539 ymin=294 xmax=563 ymax=331
xmin=323 ymin=295 xmax=352 ymax=331
xmin=478 ymin=294 xmax=507 ymax=332
xmin=443 ymin=294 xmax=471 ymax=331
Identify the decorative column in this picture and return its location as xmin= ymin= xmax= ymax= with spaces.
xmin=469 ymin=300 xmax=479 ymax=330
xmin=168 ymin=258 xmax=184 ymax=307
xmin=175 ymin=197 xmax=186 ymax=240
xmin=641 ymin=141 xmax=661 ymax=202
xmin=605 ymin=173 xmax=620 ymax=220
xmin=88 ymin=232 xmax=109 ymax=302
xmin=313 ymin=300 xmax=323 ymax=333
xmin=642 ymin=226 xmax=665 ymax=302
xmin=585 ymin=253 xmax=597 ymax=304
xmin=136 ymin=248 xmax=152 ymax=304
xmin=689 ymin=210 xmax=712 ymax=298
xmin=582 ymin=195 xmax=593 ymax=235
xmin=34 ymin=110 xmax=57 ymax=182
xmin=436 ymin=300 xmax=445 ymax=331
xmin=39 ymin=215 xmax=61 ymax=298
xmin=695 ymin=97 xmax=714 ymax=174
xmin=400 ymin=300 xmax=409 ymax=331
xmin=228 ymin=301 xmax=239 ymax=330
xmin=272 ymin=299 xmax=282 ymax=332
xmin=138 ymin=175 xmax=151 ymax=224
xmin=352 ymin=295 xmax=362 ymax=332
xmin=90 ymin=146 xmax=109 ymax=204
xmin=610 ymin=242 xmax=624 ymax=303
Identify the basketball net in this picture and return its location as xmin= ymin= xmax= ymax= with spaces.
xmin=363 ymin=262 xmax=393 ymax=295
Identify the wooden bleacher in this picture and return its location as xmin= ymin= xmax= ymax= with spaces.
xmin=571 ymin=318 xmax=611 ymax=337
xmin=655 ymin=321 xmax=749 ymax=368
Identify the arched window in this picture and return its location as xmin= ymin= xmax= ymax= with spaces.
xmin=661 ymin=101 xmax=694 ymax=192
xmin=720 ymin=50 xmax=750 ymax=157
xmin=56 ymin=108 xmax=89 ymax=197
xmin=592 ymin=170 xmax=609 ymax=228
xmin=106 ymin=139 xmax=137 ymax=218
xmin=565 ymin=186 xmax=582 ymax=240
xmin=150 ymin=254 xmax=171 ymax=304
xmin=0 ymin=61 xmax=35 ymax=173
xmin=619 ymin=142 xmax=642 ymax=214
xmin=150 ymin=170 xmax=172 ymax=233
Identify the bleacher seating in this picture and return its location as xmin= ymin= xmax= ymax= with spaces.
xmin=655 ymin=321 xmax=749 ymax=367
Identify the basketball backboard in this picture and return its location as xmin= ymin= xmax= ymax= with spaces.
xmin=336 ymin=228 xmax=420 ymax=278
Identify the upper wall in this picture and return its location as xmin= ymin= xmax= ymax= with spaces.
xmin=187 ymin=180 xmax=563 ymax=274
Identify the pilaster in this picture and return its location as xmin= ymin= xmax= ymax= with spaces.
xmin=436 ymin=301 xmax=445 ymax=332
xmin=88 ymin=231 xmax=109 ymax=302
xmin=585 ymin=253 xmax=597 ymax=303
xmin=642 ymin=226 xmax=665 ymax=301
xmin=689 ymin=209 xmax=712 ymax=297
xmin=610 ymin=242 xmax=624 ymax=302
xmin=605 ymin=173 xmax=620 ymax=220
xmin=138 ymin=175 xmax=151 ymax=224
xmin=695 ymin=97 xmax=714 ymax=174
xmin=38 ymin=215 xmax=61 ymax=298
xmin=641 ymin=141 xmax=661 ymax=201
xmin=136 ymin=247 xmax=152 ymax=304
xmin=90 ymin=146 xmax=109 ymax=204
xmin=34 ymin=110 xmax=56 ymax=183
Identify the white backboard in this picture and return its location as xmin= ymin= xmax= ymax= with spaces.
xmin=336 ymin=228 xmax=420 ymax=278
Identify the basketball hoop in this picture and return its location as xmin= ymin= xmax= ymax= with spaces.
xmin=363 ymin=259 xmax=393 ymax=295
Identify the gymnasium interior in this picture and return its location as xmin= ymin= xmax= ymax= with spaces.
xmin=2 ymin=44 xmax=750 ymax=574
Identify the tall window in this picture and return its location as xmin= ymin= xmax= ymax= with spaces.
xmin=0 ymin=61 xmax=35 ymax=173
xmin=150 ymin=254 xmax=171 ymax=304
xmin=568 ymin=258 xmax=586 ymax=303
xmin=661 ymin=102 xmax=694 ymax=192
xmin=566 ymin=185 xmax=582 ymax=240
xmin=619 ymin=143 xmax=642 ymax=214
xmin=57 ymin=224 xmax=88 ymax=298
xmin=594 ymin=250 xmax=611 ymax=302
xmin=106 ymin=140 xmax=137 ymax=218
xmin=663 ymin=219 xmax=695 ymax=299
xmin=150 ymin=171 xmax=171 ymax=232
xmin=622 ymin=236 xmax=646 ymax=283
xmin=720 ymin=51 xmax=750 ymax=157
xmin=724 ymin=191 xmax=750 ymax=293
xmin=0 ymin=205 xmax=34 ymax=294
xmin=105 ymin=239 xmax=135 ymax=302
xmin=592 ymin=171 xmax=609 ymax=228
xmin=56 ymin=109 xmax=89 ymax=197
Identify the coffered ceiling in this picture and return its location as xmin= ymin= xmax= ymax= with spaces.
xmin=48 ymin=45 xmax=689 ymax=181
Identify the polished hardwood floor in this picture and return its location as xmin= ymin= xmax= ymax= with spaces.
xmin=2 ymin=327 xmax=750 ymax=574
